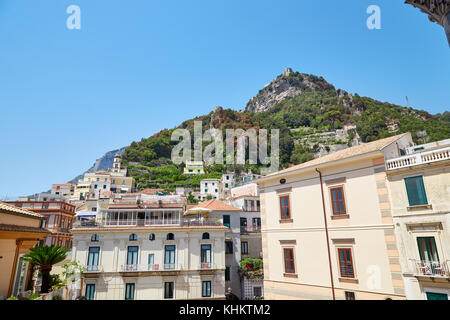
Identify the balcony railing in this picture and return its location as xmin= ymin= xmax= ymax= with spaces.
xmin=199 ymin=262 xmax=216 ymax=270
xmin=120 ymin=264 xmax=181 ymax=272
xmin=73 ymin=218 xmax=223 ymax=228
xmin=386 ymin=146 xmax=450 ymax=171
xmin=84 ymin=265 xmax=103 ymax=273
xmin=58 ymin=227 xmax=70 ymax=233
xmin=411 ymin=260 xmax=450 ymax=278
xmin=240 ymin=225 xmax=261 ymax=233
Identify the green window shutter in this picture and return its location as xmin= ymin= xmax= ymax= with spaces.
xmin=404 ymin=176 xmax=428 ymax=206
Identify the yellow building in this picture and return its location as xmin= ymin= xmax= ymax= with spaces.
xmin=184 ymin=161 xmax=205 ymax=175
xmin=256 ymin=133 xmax=412 ymax=300
xmin=0 ymin=202 xmax=49 ymax=299
xmin=386 ymin=139 xmax=450 ymax=300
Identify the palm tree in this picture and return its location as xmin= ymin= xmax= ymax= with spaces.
xmin=23 ymin=245 xmax=68 ymax=294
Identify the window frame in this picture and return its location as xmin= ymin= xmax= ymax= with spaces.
xmin=85 ymin=283 xmax=95 ymax=300
xmin=283 ymin=248 xmax=296 ymax=274
xmin=202 ymin=280 xmax=212 ymax=298
xmin=125 ymin=283 xmax=135 ymax=300
xmin=337 ymin=248 xmax=355 ymax=278
xmin=241 ymin=241 xmax=249 ymax=255
xmin=164 ymin=281 xmax=174 ymax=299
xmin=329 ymin=186 xmax=347 ymax=216
xmin=279 ymin=195 xmax=291 ymax=220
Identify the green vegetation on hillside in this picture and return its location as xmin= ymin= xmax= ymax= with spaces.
xmin=121 ymin=72 xmax=450 ymax=192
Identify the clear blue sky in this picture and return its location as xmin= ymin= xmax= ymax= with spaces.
xmin=0 ymin=0 xmax=449 ymax=198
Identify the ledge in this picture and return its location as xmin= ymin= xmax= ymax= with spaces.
xmin=407 ymin=204 xmax=432 ymax=211
xmin=283 ymin=273 xmax=298 ymax=278
xmin=338 ymin=277 xmax=359 ymax=284
xmin=331 ymin=214 xmax=350 ymax=220
xmin=279 ymin=219 xmax=293 ymax=224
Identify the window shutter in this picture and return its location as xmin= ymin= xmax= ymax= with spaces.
xmin=405 ymin=176 xmax=428 ymax=206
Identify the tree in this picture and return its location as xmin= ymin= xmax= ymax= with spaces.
xmin=23 ymin=245 xmax=68 ymax=294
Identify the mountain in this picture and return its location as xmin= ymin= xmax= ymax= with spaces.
xmin=80 ymin=68 xmax=449 ymax=192
xmin=245 ymin=68 xmax=335 ymax=113
xmin=69 ymin=147 xmax=126 ymax=183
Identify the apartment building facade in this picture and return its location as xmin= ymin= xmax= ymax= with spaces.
xmin=256 ymin=133 xmax=413 ymax=300
xmin=71 ymin=195 xmax=228 ymax=300
xmin=185 ymin=200 xmax=243 ymax=298
xmin=385 ymin=139 xmax=450 ymax=300
xmin=7 ymin=201 xmax=76 ymax=249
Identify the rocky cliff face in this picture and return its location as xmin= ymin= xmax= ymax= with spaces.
xmin=244 ymin=68 xmax=334 ymax=113
xmin=69 ymin=147 xmax=126 ymax=183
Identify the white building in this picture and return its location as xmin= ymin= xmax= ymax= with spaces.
xmin=71 ymin=195 xmax=227 ymax=300
xmin=386 ymin=139 xmax=450 ymax=300
xmin=200 ymin=179 xmax=222 ymax=201
xmin=185 ymin=200 xmax=243 ymax=299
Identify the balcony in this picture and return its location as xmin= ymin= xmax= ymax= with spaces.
xmin=410 ymin=260 xmax=450 ymax=278
xmin=73 ymin=218 xmax=223 ymax=229
xmin=199 ymin=262 xmax=216 ymax=270
xmin=84 ymin=265 xmax=103 ymax=273
xmin=240 ymin=225 xmax=261 ymax=234
xmin=58 ymin=227 xmax=70 ymax=233
xmin=120 ymin=264 xmax=181 ymax=272
xmin=386 ymin=146 xmax=450 ymax=171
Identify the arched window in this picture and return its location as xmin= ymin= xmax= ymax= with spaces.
xmin=149 ymin=234 xmax=155 ymax=241
xmin=202 ymin=232 xmax=210 ymax=240
xmin=91 ymin=234 xmax=99 ymax=242
xmin=166 ymin=233 xmax=175 ymax=240
xmin=129 ymin=234 xmax=138 ymax=241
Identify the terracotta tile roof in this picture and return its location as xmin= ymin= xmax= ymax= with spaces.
xmin=0 ymin=224 xmax=50 ymax=234
xmin=190 ymin=200 xmax=241 ymax=212
xmin=265 ymin=133 xmax=409 ymax=178
xmin=0 ymin=201 xmax=44 ymax=218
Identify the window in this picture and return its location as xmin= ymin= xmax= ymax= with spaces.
xmin=125 ymin=283 xmax=135 ymax=300
xmin=202 ymin=232 xmax=210 ymax=240
xmin=94 ymin=185 xmax=98 ymax=189
xmin=223 ymin=215 xmax=230 ymax=228
xmin=164 ymin=245 xmax=176 ymax=269
xmin=280 ymin=195 xmax=291 ymax=219
xmin=417 ymin=237 xmax=439 ymax=262
xmin=148 ymin=254 xmax=154 ymax=266
xmin=283 ymin=248 xmax=295 ymax=274
xmin=330 ymin=187 xmax=346 ymax=215
xmin=253 ymin=287 xmax=262 ymax=297
xmin=225 ymin=266 xmax=231 ymax=281
xmin=202 ymin=281 xmax=212 ymax=297
xmin=149 ymin=233 xmax=155 ymax=241
xmin=112 ymin=179 xmax=116 ymax=184
xmin=241 ymin=241 xmax=248 ymax=255
xmin=85 ymin=284 xmax=95 ymax=300
xmin=92 ymin=207 xmax=97 ymax=212
xmin=345 ymin=291 xmax=355 ymax=300
xmin=103 ymin=185 xmax=107 ymax=189
xmin=225 ymin=241 xmax=233 ymax=254
xmin=405 ymin=176 xmax=428 ymax=206
xmin=426 ymin=292 xmax=448 ymax=300
xmin=91 ymin=234 xmax=99 ymax=242
xmin=164 ymin=282 xmax=174 ymax=299
xmin=87 ymin=247 xmax=100 ymax=268
xmin=201 ymin=244 xmax=212 ymax=267
xmin=96 ymin=178 xmax=100 ymax=182
xmin=225 ymin=183 xmax=228 ymax=188
xmin=166 ymin=233 xmax=175 ymax=240
xmin=338 ymin=248 xmax=355 ymax=278
xmin=129 ymin=234 xmax=137 ymax=241
xmin=127 ymin=246 xmax=139 ymax=266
